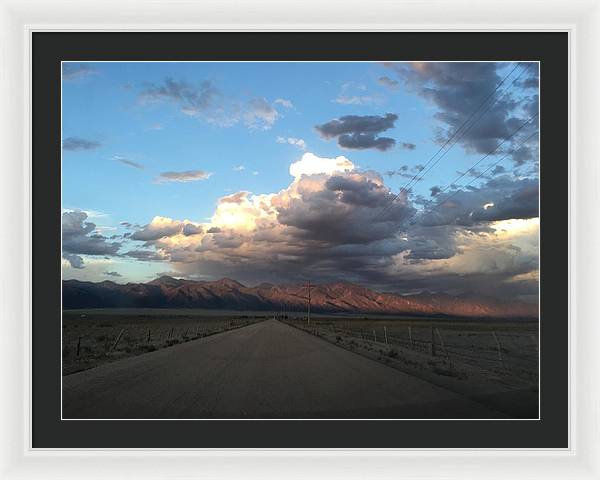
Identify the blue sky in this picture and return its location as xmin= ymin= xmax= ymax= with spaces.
xmin=62 ymin=61 xmax=540 ymax=300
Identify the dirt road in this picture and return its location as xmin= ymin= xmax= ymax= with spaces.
xmin=63 ymin=319 xmax=503 ymax=419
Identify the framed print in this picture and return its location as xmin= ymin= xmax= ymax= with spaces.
xmin=0 ymin=0 xmax=598 ymax=478
xmin=31 ymin=31 xmax=565 ymax=448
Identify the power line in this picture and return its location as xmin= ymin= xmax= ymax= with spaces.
xmin=422 ymin=112 xmax=538 ymax=203
xmin=373 ymin=62 xmax=533 ymax=223
xmin=373 ymin=63 xmax=520 ymax=223
xmin=404 ymin=63 xmax=533 ymax=194
xmin=419 ymin=129 xmax=539 ymax=221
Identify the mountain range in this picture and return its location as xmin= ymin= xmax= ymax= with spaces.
xmin=62 ymin=276 xmax=538 ymax=319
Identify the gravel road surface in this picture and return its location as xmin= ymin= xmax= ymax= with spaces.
xmin=63 ymin=319 xmax=503 ymax=419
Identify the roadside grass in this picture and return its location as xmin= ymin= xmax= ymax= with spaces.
xmin=63 ymin=310 xmax=267 ymax=375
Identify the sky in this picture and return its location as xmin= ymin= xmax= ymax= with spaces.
xmin=61 ymin=61 xmax=540 ymax=302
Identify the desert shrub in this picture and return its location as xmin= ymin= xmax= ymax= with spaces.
xmin=387 ymin=349 xmax=399 ymax=358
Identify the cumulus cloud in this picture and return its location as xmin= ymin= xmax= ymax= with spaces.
xmin=155 ymin=170 xmax=212 ymax=183
xmin=62 ymin=211 xmax=121 ymax=268
xmin=63 ymin=137 xmax=101 ymax=151
xmin=123 ymin=151 xmax=538 ymax=300
xmin=289 ymin=152 xmax=354 ymax=178
xmin=384 ymin=62 xmax=539 ymax=164
xmin=315 ymin=113 xmax=398 ymax=151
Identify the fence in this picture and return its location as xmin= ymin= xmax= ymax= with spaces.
xmin=287 ymin=319 xmax=538 ymax=379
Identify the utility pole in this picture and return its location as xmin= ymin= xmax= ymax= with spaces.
xmin=304 ymin=280 xmax=312 ymax=326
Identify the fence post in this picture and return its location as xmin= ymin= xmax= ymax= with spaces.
xmin=147 ymin=329 xmax=151 ymax=343
xmin=384 ymin=326 xmax=388 ymax=345
xmin=373 ymin=329 xmax=377 ymax=343
xmin=108 ymin=329 xmax=126 ymax=354
xmin=168 ymin=327 xmax=174 ymax=340
xmin=408 ymin=326 xmax=413 ymax=348
xmin=492 ymin=331 xmax=506 ymax=369
xmin=435 ymin=328 xmax=449 ymax=361
xmin=430 ymin=326 xmax=436 ymax=356
xmin=76 ymin=336 xmax=81 ymax=357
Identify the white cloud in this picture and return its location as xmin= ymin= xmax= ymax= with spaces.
xmin=289 ymin=152 xmax=354 ymax=179
xmin=276 ymin=136 xmax=307 ymax=150
xmin=274 ymin=98 xmax=294 ymax=108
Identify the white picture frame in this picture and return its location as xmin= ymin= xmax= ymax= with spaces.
xmin=0 ymin=0 xmax=596 ymax=478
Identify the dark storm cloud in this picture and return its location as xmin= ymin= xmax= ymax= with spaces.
xmin=325 ymin=175 xmax=391 ymax=208
xmin=135 ymin=159 xmax=538 ymax=301
xmin=63 ymin=253 xmax=84 ymax=269
xmin=63 ymin=137 xmax=101 ymax=151
xmin=62 ymin=211 xmax=122 ymax=268
xmin=385 ymin=62 xmax=539 ymax=163
xmin=404 ymin=225 xmax=460 ymax=261
xmin=277 ymin=174 xmax=414 ymax=245
xmin=124 ymin=249 xmax=166 ymax=261
xmin=471 ymin=182 xmax=539 ymax=222
xmin=418 ymin=177 xmax=539 ymax=227
xmin=315 ymin=113 xmax=398 ymax=151
xmin=130 ymin=218 xmax=204 ymax=243
xmin=430 ymin=186 xmax=441 ymax=197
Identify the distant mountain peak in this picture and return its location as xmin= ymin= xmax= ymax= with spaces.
xmin=148 ymin=275 xmax=185 ymax=287
xmin=63 ymin=277 xmax=538 ymax=319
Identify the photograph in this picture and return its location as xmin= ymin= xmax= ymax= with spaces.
xmin=60 ymin=60 xmax=540 ymax=420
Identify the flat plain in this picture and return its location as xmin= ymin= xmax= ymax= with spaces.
xmin=62 ymin=309 xmax=538 ymax=419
